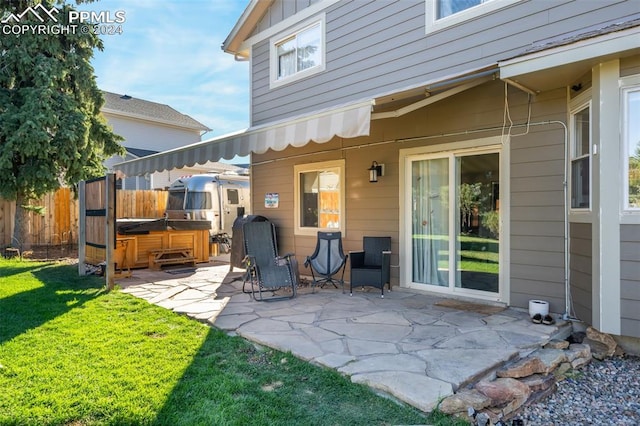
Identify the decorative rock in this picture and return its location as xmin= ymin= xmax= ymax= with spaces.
xmin=553 ymin=362 xmax=572 ymax=380
xmin=439 ymin=389 xmax=491 ymax=415
xmin=614 ymin=344 xmax=626 ymax=357
xmin=544 ymin=339 xmax=569 ymax=350
xmin=475 ymin=378 xmax=531 ymax=408
xmin=497 ymin=357 xmax=545 ymax=378
xmin=571 ymin=356 xmax=591 ymax=369
xmin=567 ymin=331 xmax=586 ymax=344
xmin=586 ymin=326 xmax=617 ymax=357
xmin=437 ymin=326 xmax=621 ymax=424
xmin=582 ymin=337 xmax=611 ymax=360
xmin=518 ymin=373 xmax=556 ymax=393
xmin=533 ymin=348 xmax=568 ymax=373
xmin=566 ymin=343 xmax=591 ymax=362
xmin=524 ymin=381 xmax=558 ymax=407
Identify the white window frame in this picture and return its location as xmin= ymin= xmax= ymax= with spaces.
xmin=569 ymin=90 xmax=592 ymax=214
xmin=399 ymin=136 xmax=509 ymax=303
xmin=294 ymin=159 xmax=345 ymax=236
xmin=425 ymin=0 xmax=519 ymax=34
xmin=621 ymin=76 xmax=640 ymax=216
xmin=269 ymin=15 xmax=325 ymax=89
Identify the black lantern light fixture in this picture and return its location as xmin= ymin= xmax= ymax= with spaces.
xmin=368 ymin=161 xmax=383 ymax=183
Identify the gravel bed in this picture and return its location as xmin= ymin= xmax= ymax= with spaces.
xmin=520 ymin=355 xmax=640 ymax=425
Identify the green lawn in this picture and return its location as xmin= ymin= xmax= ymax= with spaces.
xmin=0 ymin=258 xmax=465 ymax=426
xmin=416 ymin=234 xmax=499 ymax=274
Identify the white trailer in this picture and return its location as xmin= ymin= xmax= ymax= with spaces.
xmin=165 ymin=173 xmax=250 ymax=251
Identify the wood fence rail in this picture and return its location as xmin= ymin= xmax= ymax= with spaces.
xmin=0 ymin=188 xmax=168 ymax=246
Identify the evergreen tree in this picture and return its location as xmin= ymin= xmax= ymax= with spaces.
xmin=0 ymin=0 xmax=123 ymax=249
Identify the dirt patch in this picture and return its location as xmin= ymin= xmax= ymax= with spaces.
xmin=8 ymin=245 xmax=78 ymax=264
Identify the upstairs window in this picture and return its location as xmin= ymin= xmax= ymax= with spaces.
xmin=570 ymin=103 xmax=591 ymax=210
xmin=426 ymin=0 xmax=517 ymax=33
xmin=277 ymin=24 xmax=321 ymax=79
xmin=437 ymin=0 xmax=484 ymax=19
xmin=270 ymin=18 xmax=325 ymax=88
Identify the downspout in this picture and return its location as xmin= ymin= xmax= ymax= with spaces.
xmin=545 ymin=120 xmax=572 ymax=320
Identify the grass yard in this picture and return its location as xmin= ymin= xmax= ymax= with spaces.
xmin=0 ymin=258 xmax=465 ymax=426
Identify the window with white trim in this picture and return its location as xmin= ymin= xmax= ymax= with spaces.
xmin=270 ymin=18 xmax=324 ymax=88
xmin=570 ymin=102 xmax=591 ymax=209
xmin=425 ymin=0 xmax=518 ymax=33
xmin=438 ymin=0 xmax=484 ymax=19
xmin=623 ymin=85 xmax=640 ymax=210
xmin=294 ymin=160 xmax=344 ymax=236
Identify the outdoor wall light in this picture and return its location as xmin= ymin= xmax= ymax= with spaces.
xmin=368 ymin=161 xmax=384 ymax=183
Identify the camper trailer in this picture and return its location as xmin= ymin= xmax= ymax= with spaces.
xmin=165 ymin=173 xmax=250 ymax=249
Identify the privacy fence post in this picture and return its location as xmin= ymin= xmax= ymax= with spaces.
xmin=105 ymin=173 xmax=116 ymax=290
xmin=78 ymin=180 xmax=86 ymax=276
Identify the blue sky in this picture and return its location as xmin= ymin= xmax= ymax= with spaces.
xmin=80 ymin=0 xmax=251 ymax=139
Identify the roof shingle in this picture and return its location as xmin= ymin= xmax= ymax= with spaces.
xmin=102 ymin=91 xmax=210 ymax=131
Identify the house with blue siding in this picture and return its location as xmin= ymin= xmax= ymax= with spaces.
xmin=115 ymin=0 xmax=640 ymax=349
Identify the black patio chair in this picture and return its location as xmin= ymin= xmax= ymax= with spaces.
xmin=304 ymin=231 xmax=348 ymax=293
xmin=349 ymin=236 xmax=391 ymax=298
xmin=242 ymin=221 xmax=297 ymax=301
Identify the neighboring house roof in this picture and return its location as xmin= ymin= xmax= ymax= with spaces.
xmin=101 ymin=91 xmax=211 ymax=132
xmin=126 ymin=147 xmax=158 ymax=158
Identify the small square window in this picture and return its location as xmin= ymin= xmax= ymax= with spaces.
xmin=425 ymin=0 xmax=517 ymax=33
xmin=437 ymin=0 xmax=483 ymax=19
xmin=270 ymin=18 xmax=325 ymax=89
xmin=294 ymin=160 xmax=344 ymax=235
xmin=227 ymin=189 xmax=239 ymax=205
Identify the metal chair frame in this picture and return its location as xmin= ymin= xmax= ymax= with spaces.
xmin=242 ymin=221 xmax=297 ymax=301
xmin=304 ymin=231 xmax=348 ymax=293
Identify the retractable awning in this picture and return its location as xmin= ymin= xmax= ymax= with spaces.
xmin=113 ymin=100 xmax=372 ymax=177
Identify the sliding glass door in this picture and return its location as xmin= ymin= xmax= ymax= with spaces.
xmin=411 ymin=158 xmax=449 ymax=286
xmin=455 ymin=153 xmax=500 ymax=293
xmin=408 ymin=149 xmax=501 ymax=296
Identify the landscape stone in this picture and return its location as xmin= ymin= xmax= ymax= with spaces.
xmin=544 ymin=339 xmax=570 ymax=350
xmin=351 ymin=371 xmax=453 ymax=412
xmin=533 ymin=348 xmax=568 ymax=373
xmin=582 ymin=337 xmax=611 ymax=360
xmin=571 ymin=356 xmax=591 ymax=369
xmin=567 ymin=331 xmax=586 ymax=344
xmin=566 ymin=343 xmax=591 ymax=361
xmin=438 ymin=389 xmax=491 ymax=415
xmin=497 ymin=356 xmax=545 ymax=378
xmin=553 ymin=362 xmax=572 ymax=379
xmin=475 ymin=378 xmax=531 ymax=408
xmin=518 ymin=373 xmax=556 ymax=392
xmin=586 ymin=326 xmax=617 ymax=357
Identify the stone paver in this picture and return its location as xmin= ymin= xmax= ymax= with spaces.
xmin=116 ymin=261 xmax=566 ymax=413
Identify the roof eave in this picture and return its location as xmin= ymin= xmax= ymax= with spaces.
xmin=500 ymin=24 xmax=640 ymax=78
xmin=222 ymin=0 xmax=274 ymax=56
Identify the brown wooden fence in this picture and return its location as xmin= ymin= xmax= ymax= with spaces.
xmin=0 ymin=188 xmax=168 ymax=246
